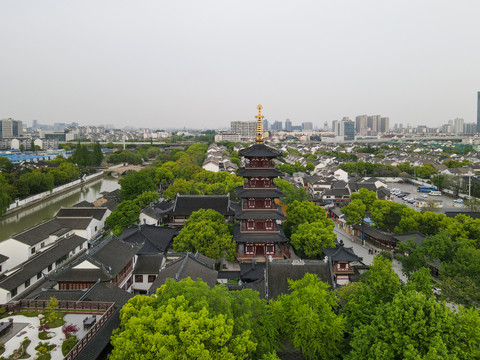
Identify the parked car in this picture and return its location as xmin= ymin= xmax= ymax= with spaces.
xmin=429 ymin=191 xmax=442 ymax=196
xmin=453 ymin=199 xmax=463 ymax=204
xmin=421 ymin=194 xmax=428 ymax=198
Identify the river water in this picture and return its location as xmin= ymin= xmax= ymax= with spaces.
xmin=0 ymin=177 xmax=119 ymax=241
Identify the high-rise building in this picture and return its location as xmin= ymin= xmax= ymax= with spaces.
xmin=477 ymin=91 xmax=480 ymax=133
xmin=32 ymin=120 xmax=38 ymax=130
xmin=270 ymin=121 xmax=282 ymax=131
xmin=0 ymin=118 xmax=23 ymax=138
xmin=333 ymin=119 xmax=354 ymax=141
xmin=355 ymin=115 xmax=368 ymax=134
xmin=379 ymin=117 xmax=390 ymax=133
xmin=464 ymin=123 xmax=477 ymax=134
xmin=454 ymin=118 xmax=464 ymax=134
xmin=302 ymin=122 xmax=313 ymax=131
xmin=231 ymin=121 xmax=256 ymax=137
xmin=285 ymin=119 xmax=292 ymax=131
xmin=367 ymin=115 xmax=381 ymax=133
xmin=263 ymin=119 xmax=269 ymax=131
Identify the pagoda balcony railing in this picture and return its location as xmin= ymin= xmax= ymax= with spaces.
xmin=243 ymin=183 xmax=277 ymax=189
xmin=245 ymin=163 xmax=274 ymax=169
xmin=333 ymin=267 xmax=355 ymax=275
xmin=240 ymin=224 xmax=281 ymax=232
xmin=241 ymin=203 xmax=278 ymax=211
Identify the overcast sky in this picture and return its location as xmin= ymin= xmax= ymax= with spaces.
xmin=1 ymin=1 xmax=480 ymax=129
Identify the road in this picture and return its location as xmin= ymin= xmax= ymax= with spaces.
xmin=334 ymin=226 xmax=407 ymax=282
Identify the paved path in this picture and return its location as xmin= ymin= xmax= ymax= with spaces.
xmin=334 ymin=225 xmax=407 ymax=282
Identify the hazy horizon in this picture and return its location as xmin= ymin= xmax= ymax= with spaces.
xmin=2 ymin=1 xmax=480 ymax=129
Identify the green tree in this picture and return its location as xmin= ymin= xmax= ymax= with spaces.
xmin=274 ymin=178 xmax=308 ymax=204
xmin=290 ymin=221 xmax=336 ymax=258
xmin=119 ymin=170 xmax=156 ymax=201
xmin=132 ymin=191 xmax=159 ymax=209
xmin=154 ymin=167 xmax=174 ymax=186
xmin=92 ymin=142 xmax=104 ymax=166
xmin=173 ymin=209 xmax=236 ymax=260
xmin=111 ymin=278 xmax=276 ymax=359
xmin=105 ymin=200 xmax=140 ymax=236
xmin=285 ymin=200 xmax=328 ymax=235
xmin=346 ymin=290 xmax=480 ymax=360
xmin=162 ymin=179 xmax=198 ymax=200
xmin=0 ymin=183 xmax=12 ymax=216
xmin=350 ymin=188 xmax=377 ymax=212
xmin=341 ymin=199 xmax=366 ymax=225
xmin=463 ymin=197 xmax=480 ymax=211
xmin=0 ymin=157 xmax=14 ymax=173
xmin=272 ymin=273 xmax=345 ymax=360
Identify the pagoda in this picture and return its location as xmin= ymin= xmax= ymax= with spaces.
xmin=233 ymin=105 xmax=290 ymax=261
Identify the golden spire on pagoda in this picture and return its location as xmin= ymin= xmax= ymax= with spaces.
xmin=255 ymin=104 xmax=264 ymax=144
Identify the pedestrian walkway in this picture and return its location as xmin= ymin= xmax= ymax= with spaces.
xmin=334 ymin=226 xmax=407 ymax=282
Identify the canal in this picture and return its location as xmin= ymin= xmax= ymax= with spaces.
xmin=0 ymin=176 xmax=119 ymax=241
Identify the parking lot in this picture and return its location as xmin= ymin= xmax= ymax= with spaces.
xmin=385 ymin=181 xmax=459 ymax=211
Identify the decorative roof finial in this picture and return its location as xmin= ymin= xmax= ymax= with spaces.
xmin=255 ymin=104 xmax=264 ymax=144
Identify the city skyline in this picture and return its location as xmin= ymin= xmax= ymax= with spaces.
xmin=1 ymin=1 xmax=480 ymax=129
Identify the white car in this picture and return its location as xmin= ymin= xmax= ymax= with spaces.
xmin=421 ymin=194 xmax=428 ymax=198
xmin=429 ymin=191 xmax=441 ymax=196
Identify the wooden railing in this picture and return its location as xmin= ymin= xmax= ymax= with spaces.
xmin=64 ymin=302 xmax=116 ymax=360
xmin=1 ymin=299 xmax=113 ymax=313
xmin=0 ymin=300 xmax=116 ymax=360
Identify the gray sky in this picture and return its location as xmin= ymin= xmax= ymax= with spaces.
xmin=1 ymin=1 xmax=480 ymax=129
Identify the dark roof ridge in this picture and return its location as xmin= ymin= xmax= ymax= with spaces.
xmin=77 ymin=279 xmax=102 ymax=301
xmin=175 ymin=253 xmax=190 ymax=281
xmin=11 ymin=218 xmax=59 ymax=239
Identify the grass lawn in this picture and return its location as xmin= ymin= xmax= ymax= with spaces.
xmin=62 ymin=336 xmax=78 ymax=356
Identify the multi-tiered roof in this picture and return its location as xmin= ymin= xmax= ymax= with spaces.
xmin=232 ymin=105 xmax=290 ymax=261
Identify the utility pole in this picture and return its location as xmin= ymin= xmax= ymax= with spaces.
xmin=469 ymin=171 xmax=472 ymax=199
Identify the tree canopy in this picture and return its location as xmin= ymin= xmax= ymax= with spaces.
xmin=173 ymin=209 xmax=236 ymax=260
xmin=111 ymin=278 xmax=278 ymax=360
xmin=119 ymin=170 xmax=156 ymax=201
xmin=105 ymin=200 xmax=140 ymax=236
xmin=272 ymin=273 xmax=345 ymax=360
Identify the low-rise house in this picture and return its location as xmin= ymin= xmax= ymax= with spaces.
xmin=118 ymin=224 xmax=178 ymax=255
xmin=139 ymin=200 xmax=174 ymax=225
xmin=0 ymin=234 xmax=87 ymax=303
xmin=52 ymin=236 xmax=141 ymax=292
xmin=323 ymin=243 xmax=365 ymax=285
xmin=132 ymin=254 xmax=164 ymax=294
xmin=55 ymin=206 xmax=111 ymax=240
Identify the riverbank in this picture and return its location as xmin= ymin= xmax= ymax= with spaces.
xmin=4 ymin=172 xmax=104 ymax=217
xmin=0 ymin=177 xmax=119 ymax=242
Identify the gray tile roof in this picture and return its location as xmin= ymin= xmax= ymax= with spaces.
xmin=168 ymin=195 xmax=234 ymax=216
xmin=323 ymin=245 xmax=362 ymax=262
xmin=0 ymin=254 xmax=9 ymax=263
xmin=267 ymin=259 xmax=334 ymax=300
xmin=148 ymin=253 xmax=218 ymax=293
xmin=233 ymin=224 xmax=289 ymax=244
xmin=238 ymin=143 xmax=281 ymax=158
xmin=133 ymin=254 xmax=163 ymax=274
xmin=118 ymin=225 xmax=178 ymax=255
xmin=236 ymin=187 xmax=284 ymax=199
xmin=0 ymin=235 xmax=87 ymax=291
xmin=56 ymin=207 xmax=108 ymax=220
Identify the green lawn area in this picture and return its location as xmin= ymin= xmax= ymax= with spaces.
xmin=62 ymin=336 xmax=78 ymax=356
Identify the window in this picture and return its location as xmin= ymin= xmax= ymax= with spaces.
xmin=265 ymin=199 xmax=272 ymax=208
xmin=265 ymin=179 xmax=271 ymax=187
xmin=148 ymin=275 xmax=156 ymax=283
xmin=246 ymin=245 xmax=254 ymax=254
xmin=11 ymin=288 xmax=17 ymax=297
xmin=25 ymin=279 xmax=30 ymax=288
xmin=265 ymin=220 xmax=273 ymax=229
xmin=266 ymin=245 xmax=275 ymax=255
xmin=37 ymin=272 xmax=42 ymax=280
xmin=247 ymin=220 xmax=255 ymax=230
xmin=135 ymin=275 xmax=143 ymax=283
xmin=79 ymin=243 xmax=83 ymax=250
xmin=47 ymin=265 xmax=52 ymax=272
xmin=249 ymin=199 xmax=255 ymax=208
xmin=339 ymin=263 xmax=347 ymax=269
xmin=249 ymin=179 xmax=256 ymax=187
xmin=95 ymin=226 xmax=98 ymax=232
xmin=30 ymin=247 xmax=36 ymax=255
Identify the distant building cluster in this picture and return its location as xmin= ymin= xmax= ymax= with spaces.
xmin=355 ymin=115 xmax=390 ymax=135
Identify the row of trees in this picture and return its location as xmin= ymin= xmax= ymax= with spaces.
xmin=340 ymin=188 xmax=480 ymax=306
xmin=111 ymin=257 xmax=480 ymax=359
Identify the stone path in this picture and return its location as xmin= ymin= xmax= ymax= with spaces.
xmin=334 ymin=225 xmax=407 ymax=282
